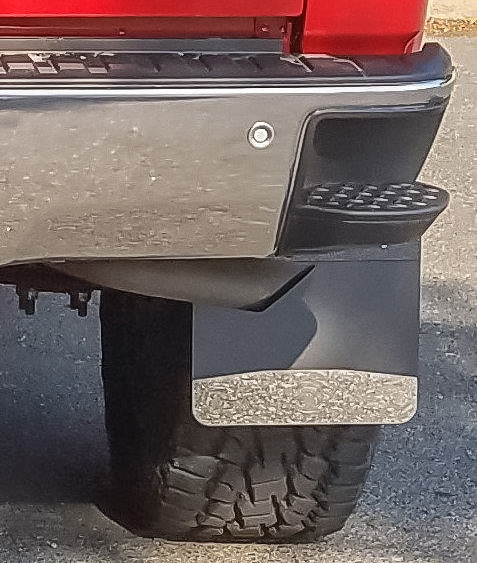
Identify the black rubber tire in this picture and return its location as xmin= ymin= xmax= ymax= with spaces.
xmin=99 ymin=289 xmax=380 ymax=542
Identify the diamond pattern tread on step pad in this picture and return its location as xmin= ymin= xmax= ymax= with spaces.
xmin=281 ymin=182 xmax=449 ymax=249
xmin=301 ymin=182 xmax=448 ymax=217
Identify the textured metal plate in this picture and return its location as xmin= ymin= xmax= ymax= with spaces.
xmin=0 ymin=53 xmax=453 ymax=265
xmin=192 ymin=370 xmax=418 ymax=426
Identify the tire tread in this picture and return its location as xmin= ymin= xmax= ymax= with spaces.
xmin=149 ymin=424 xmax=379 ymax=541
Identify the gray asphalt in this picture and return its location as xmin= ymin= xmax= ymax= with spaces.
xmin=0 ymin=37 xmax=475 ymax=563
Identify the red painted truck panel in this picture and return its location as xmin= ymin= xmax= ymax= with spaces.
xmin=301 ymin=0 xmax=428 ymax=55
xmin=0 ymin=0 xmax=429 ymax=55
xmin=0 ymin=17 xmax=288 ymax=39
xmin=0 ymin=0 xmax=304 ymax=17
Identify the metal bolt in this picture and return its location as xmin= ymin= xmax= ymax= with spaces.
xmin=77 ymin=292 xmax=90 ymax=317
xmin=69 ymin=291 xmax=91 ymax=317
xmin=248 ymin=122 xmax=275 ymax=149
xmin=17 ymin=287 xmax=38 ymax=316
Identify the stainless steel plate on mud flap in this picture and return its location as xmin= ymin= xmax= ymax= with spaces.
xmin=192 ymin=370 xmax=417 ymax=426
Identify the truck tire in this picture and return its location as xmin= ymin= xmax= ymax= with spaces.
xmin=99 ymin=289 xmax=379 ymax=542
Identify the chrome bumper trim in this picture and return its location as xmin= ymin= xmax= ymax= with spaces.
xmin=192 ymin=370 xmax=418 ymax=426
xmin=0 ymin=75 xmax=454 ymax=265
xmin=0 ymin=78 xmax=453 ymax=95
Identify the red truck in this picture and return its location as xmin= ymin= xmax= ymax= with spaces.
xmin=0 ymin=0 xmax=453 ymax=543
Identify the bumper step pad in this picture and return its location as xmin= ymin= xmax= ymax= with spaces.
xmin=0 ymin=43 xmax=451 ymax=84
xmin=290 ymin=181 xmax=449 ymax=248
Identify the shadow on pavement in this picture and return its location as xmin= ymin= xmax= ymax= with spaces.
xmin=0 ymin=286 xmax=107 ymax=502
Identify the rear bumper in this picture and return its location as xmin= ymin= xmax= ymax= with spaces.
xmin=0 ymin=42 xmax=453 ymax=266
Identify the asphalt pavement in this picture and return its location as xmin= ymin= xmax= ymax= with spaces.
xmin=0 ymin=37 xmax=475 ymax=563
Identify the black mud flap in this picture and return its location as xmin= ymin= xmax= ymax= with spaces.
xmin=192 ymin=243 xmax=422 ymax=425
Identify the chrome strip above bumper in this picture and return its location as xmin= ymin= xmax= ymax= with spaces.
xmin=0 ymin=78 xmax=453 ymax=95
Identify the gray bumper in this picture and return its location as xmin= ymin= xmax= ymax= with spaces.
xmin=0 ymin=46 xmax=453 ymax=266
